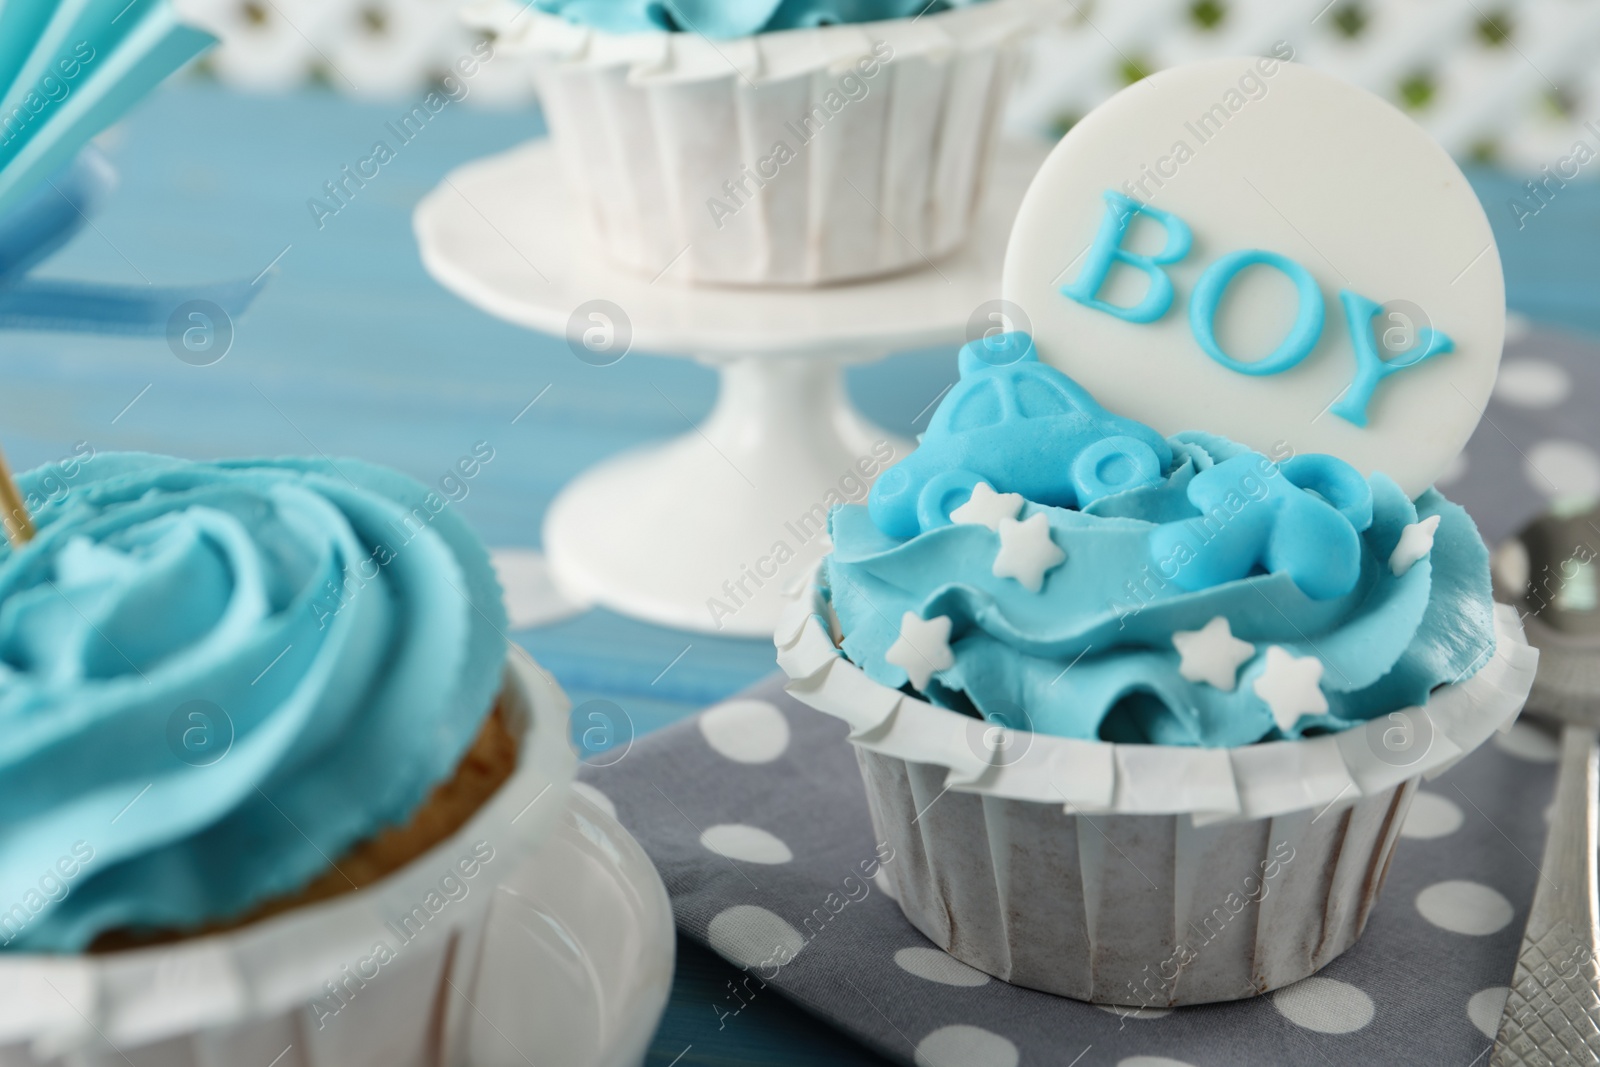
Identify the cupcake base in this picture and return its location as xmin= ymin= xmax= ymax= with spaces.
xmin=0 ymin=647 xmax=575 ymax=1066
xmin=859 ymin=747 xmax=1413 ymax=1006
xmin=474 ymin=0 xmax=1055 ymax=286
xmin=776 ymin=580 xmax=1538 ymax=1006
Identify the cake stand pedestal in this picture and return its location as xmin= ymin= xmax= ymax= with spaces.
xmin=415 ymin=139 xmax=1047 ymax=635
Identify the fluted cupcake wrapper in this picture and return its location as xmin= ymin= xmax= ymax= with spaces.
xmin=859 ymin=749 xmax=1413 ymax=1006
xmin=775 ymin=576 xmax=1538 ymax=1005
xmin=0 ymin=647 xmax=575 ymax=1066
xmin=468 ymin=0 xmax=1053 ymax=286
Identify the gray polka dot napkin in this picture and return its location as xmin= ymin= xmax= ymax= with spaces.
xmin=580 ymin=679 xmax=1558 ymax=1067
xmin=577 ymin=324 xmax=1591 ymax=1066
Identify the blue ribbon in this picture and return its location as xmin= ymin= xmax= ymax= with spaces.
xmin=0 ymin=147 xmax=260 ymax=335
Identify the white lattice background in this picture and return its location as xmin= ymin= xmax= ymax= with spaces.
xmin=178 ymin=0 xmax=1600 ymax=172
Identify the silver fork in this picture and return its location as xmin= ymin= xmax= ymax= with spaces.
xmin=1491 ymin=504 xmax=1600 ymax=1066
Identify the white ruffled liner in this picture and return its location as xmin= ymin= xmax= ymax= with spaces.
xmin=463 ymin=0 xmax=1055 ymax=286
xmin=775 ymin=577 xmax=1538 ymax=1005
xmin=0 ymin=646 xmax=576 ymax=1065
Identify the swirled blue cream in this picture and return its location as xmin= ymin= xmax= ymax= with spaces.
xmin=826 ymin=334 xmax=1497 ymax=747
xmin=0 ymin=452 xmax=507 ymax=951
xmin=531 ymin=0 xmax=985 ymax=38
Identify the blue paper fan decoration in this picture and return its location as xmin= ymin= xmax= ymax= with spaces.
xmin=0 ymin=0 xmax=214 ymax=217
xmin=0 ymin=1 xmax=258 ymax=337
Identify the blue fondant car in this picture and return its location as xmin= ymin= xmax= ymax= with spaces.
xmin=868 ymin=332 xmax=1174 ymax=538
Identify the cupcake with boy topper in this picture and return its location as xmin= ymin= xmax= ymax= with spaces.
xmin=776 ymin=56 xmax=1537 ymax=1006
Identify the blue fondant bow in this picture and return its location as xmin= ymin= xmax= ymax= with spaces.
xmin=0 ymin=147 xmax=258 ymax=335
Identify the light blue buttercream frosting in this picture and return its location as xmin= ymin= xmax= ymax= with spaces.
xmin=0 ymin=453 xmax=507 ymax=951
xmin=827 ymin=335 xmax=1498 ymax=747
xmin=533 ymin=0 xmax=984 ymax=38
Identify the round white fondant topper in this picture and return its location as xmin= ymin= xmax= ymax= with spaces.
xmin=1002 ymin=57 xmax=1504 ymax=499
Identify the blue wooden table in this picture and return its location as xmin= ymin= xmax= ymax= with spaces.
xmin=4 ymin=81 xmax=1597 ymax=1066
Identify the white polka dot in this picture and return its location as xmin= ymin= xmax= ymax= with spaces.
xmin=1524 ymin=440 xmax=1600 ymax=501
xmin=1495 ymin=359 xmax=1571 ymax=409
xmin=1116 ymin=1058 xmax=1196 ymax=1067
xmin=699 ymin=700 xmax=791 ymax=764
xmin=1401 ymin=792 xmax=1464 ymax=839
xmin=1096 ymin=1003 xmax=1172 ymax=1020
xmin=1436 ymin=450 xmax=1468 ymax=487
xmin=894 ymin=947 xmax=991 ymax=987
xmin=914 ymin=1025 xmax=1018 ymax=1067
xmin=1468 ymin=986 xmax=1509 ymax=1039
xmin=1272 ymin=976 xmax=1375 ymax=1033
xmin=490 ymin=548 xmax=590 ymax=628
xmin=871 ymin=866 xmax=898 ymax=902
xmin=1416 ymin=880 xmax=1515 ymax=935
xmin=699 ymin=824 xmax=793 ymax=865
xmin=1494 ymin=720 xmax=1560 ymax=763
xmin=569 ymin=781 xmax=615 ymax=820
xmin=706 ymin=906 xmax=805 ymax=970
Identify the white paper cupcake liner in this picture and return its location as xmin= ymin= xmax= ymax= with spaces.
xmin=0 ymin=645 xmax=576 ymax=1065
xmin=775 ymin=578 xmax=1538 ymax=1005
xmin=465 ymin=0 xmax=1056 ymax=286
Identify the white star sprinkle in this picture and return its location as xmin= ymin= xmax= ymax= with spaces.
xmin=992 ymin=513 xmax=1065 ymax=593
xmin=884 ymin=611 xmax=954 ymax=691
xmin=1172 ymin=616 xmax=1255 ymax=691
xmin=1389 ymin=514 xmax=1442 ymax=576
xmin=951 ymin=482 xmax=1023 ymax=531
xmin=1251 ymin=646 xmax=1328 ymax=733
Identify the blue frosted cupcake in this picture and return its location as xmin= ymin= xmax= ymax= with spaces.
xmin=0 ymin=452 xmax=573 ymax=1061
xmin=467 ymin=0 xmax=1051 ymax=285
xmin=776 ymin=334 xmax=1536 ymax=1006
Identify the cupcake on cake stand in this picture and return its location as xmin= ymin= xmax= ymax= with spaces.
xmin=417 ymin=0 xmax=1055 ymax=635
xmin=415 ymin=140 xmax=1046 ymax=635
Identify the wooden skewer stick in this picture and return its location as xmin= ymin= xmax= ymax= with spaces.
xmin=0 ymin=443 xmax=35 ymax=547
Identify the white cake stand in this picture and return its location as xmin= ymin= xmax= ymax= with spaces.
xmin=415 ymin=139 xmax=1048 ymax=635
